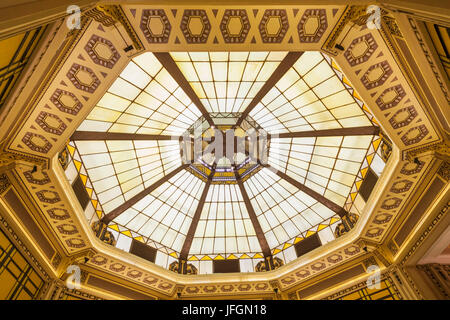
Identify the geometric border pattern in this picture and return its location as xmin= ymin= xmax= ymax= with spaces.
xmin=66 ymin=63 xmax=101 ymax=94
xmin=297 ymin=9 xmax=328 ymax=43
xmin=21 ymin=132 xmax=52 ymax=154
xmin=376 ymin=85 xmax=406 ymax=111
xmin=259 ymin=9 xmax=289 ymax=43
xmin=84 ymin=34 xmax=121 ymax=69
xmin=140 ymin=9 xmax=171 ymax=44
xmin=35 ymin=111 xmax=67 ymax=136
xmin=344 ymin=33 xmax=378 ymax=66
xmin=50 ymin=89 xmax=84 ymax=116
xmin=361 ymin=60 xmax=393 ymax=90
xmin=401 ymin=125 xmax=429 ymax=146
xmin=180 ymin=9 xmax=211 ymax=44
xmin=220 ymin=9 xmax=250 ymax=44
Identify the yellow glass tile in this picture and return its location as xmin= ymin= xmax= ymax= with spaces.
xmin=17 ymin=289 xmax=33 ymax=300
xmin=86 ymin=187 xmax=93 ymax=197
xmin=240 ymin=253 xmax=251 ymax=259
xmin=96 ymin=211 xmax=102 ymax=219
xmin=282 ymin=242 xmax=292 ymax=250
xmin=214 ymin=255 xmax=225 ymax=260
xmin=169 ymin=252 xmax=178 ymax=258
xmin=13 ymin=252 xmax=27 ymax=269
xmin=227 ymin=254 xmax=238 ymax=259
xmin=372 ymin=138 xmax=381 ymax=151
xmin=355 ymin=180 xmax=363 ymax=190
xmin=200 ymin=255 xmax=212 ymax=261
xmin=361 ymin=167 xmax=368 ymax=178
xmin=342 ymin=291 xmax=361 ymax=300
xmin=121 ymin=230 xmax=132 ymax=237
xmin=305 ymin=230 xmax=316 ymax=237
xmin=317 ymin=224 xmax=327 ymax=231
xmin=273 ymin=248 xmax=281 ymax=254
xmin=0 ymin=271 xmax=16 ymax=299
xmin=80 ymin=174 xmax=87 ymax=185
xmin=330 ymin=217 xmax=340 ymax=224
xmin=366 ymin=153 xmax=375 ymax=165
xmin=67 ymin=145 xmax=75 ymax=156
xmin=73 ymin=160 xmax=82 ymax=172
xmin=371 ymin=290 xmax=390 ymax=300
xmin=294 ymin=237 xmax=303 ymax=244
xmin=108 ymin=224 xmax=119 ymax=232
xmin=253 ymin=253 xmax=263 ymax=259
xmin=331 ymin=60 xmax=341 ymax=71
xmin=350 ymin=192 xmax=358 ymax=201
xmin=134 ymin=236 xmax=144 ymax=243
xmin=188 ymin=255 xmax=199 ymax=261
xmin=29 ymin=271 xmax=42 ymax=287
xmin=0 ymin=33 xmax=25 ymax=67
xmin=0 ymin=231 xmax=10 ymax=249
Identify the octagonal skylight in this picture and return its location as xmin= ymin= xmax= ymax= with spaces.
xmin=62 ymin=50 xmax=388 ymax=274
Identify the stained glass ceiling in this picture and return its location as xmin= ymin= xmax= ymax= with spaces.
xmin=170 ymin=51 xmax=287 ymax=113
xmin=250 ymin=51 xmax=374 ymax=133
xmin=64 ymin=50 xmax=387 ymax=274
xmin=77 ymin=52 xmax=202 ymax=136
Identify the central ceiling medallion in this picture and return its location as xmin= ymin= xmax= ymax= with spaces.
xmin=180 ymin=113 xmax=269 ymax=183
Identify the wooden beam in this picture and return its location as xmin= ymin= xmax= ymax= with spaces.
xmin=234 ymin=168 xmax=271 ymax=257
xmin=153 ymin=52 xmax=214 ymax=126
xmin=262 ymin=164 xmax=347 ymax=217
xmin=179 ymin=164 xmax=216 ymax=261
xmin=236 ymin=51 xmax=304 ymax=126
xmin=71 ymin=131 xmax=175 ymax=141
xmin=102 ymin=164 xmax=189 ymax=224
xmin=268 ymin=126 xmax=380 ymax=139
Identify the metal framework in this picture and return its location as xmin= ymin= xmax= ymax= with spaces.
xmin=71 ymin=49 xmax=381 ymax=263
xmin=236 ymin=51 xmax=304 ymax=126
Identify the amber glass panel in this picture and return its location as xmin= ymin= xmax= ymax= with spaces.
xmin=0 ymin=229 xmax=44 ymax=300
xmin=339 ymin=279 xmax=400 ymax=300
xmin=0 ymin=26 xmax=47 ymax=109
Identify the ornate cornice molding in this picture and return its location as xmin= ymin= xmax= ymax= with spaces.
xmin=399 ymin=201 xmax=449 ymax=266
xmin=60 ymin=287 xmax=104 ymax=300
xmin=322 ymin=5 xmax=388 ymax=55
xmin=0 ymin=151 xmax=47 ymax=171
xmin=85 ymin=5 xmax=144 ymax=52
xmin=0 ymin=173 xmax=11 ymax=194
xmin=415 ymin=264 xmax=450 ymax=299
xmin=437 ymin=161 xmax=450 ymax=181
xmin=402 ymin=140 xmax=450 ymax=162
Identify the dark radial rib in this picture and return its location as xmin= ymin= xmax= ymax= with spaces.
xmin=236 ymin=51 xmax=304 ymax=126
xmin=262 ymin=164 xmax=347 ymax=217
xmin=71 ymin=131 xmax=175 ymax=141
xmin=179 ymin=164 xmax=216 ymax=261
xmin=153 ymin=52 xmax=214 ymax=126
xmin=234 ymin=168 xmax=271 ymax=257
xmin=268 ymin=126 xmax=380 ymax=139
xmin=102 ymin=164 xmax=189 ymax=224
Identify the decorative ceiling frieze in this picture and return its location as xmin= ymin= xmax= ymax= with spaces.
xmin=123 ymin=6 xmax=343 ymax=51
